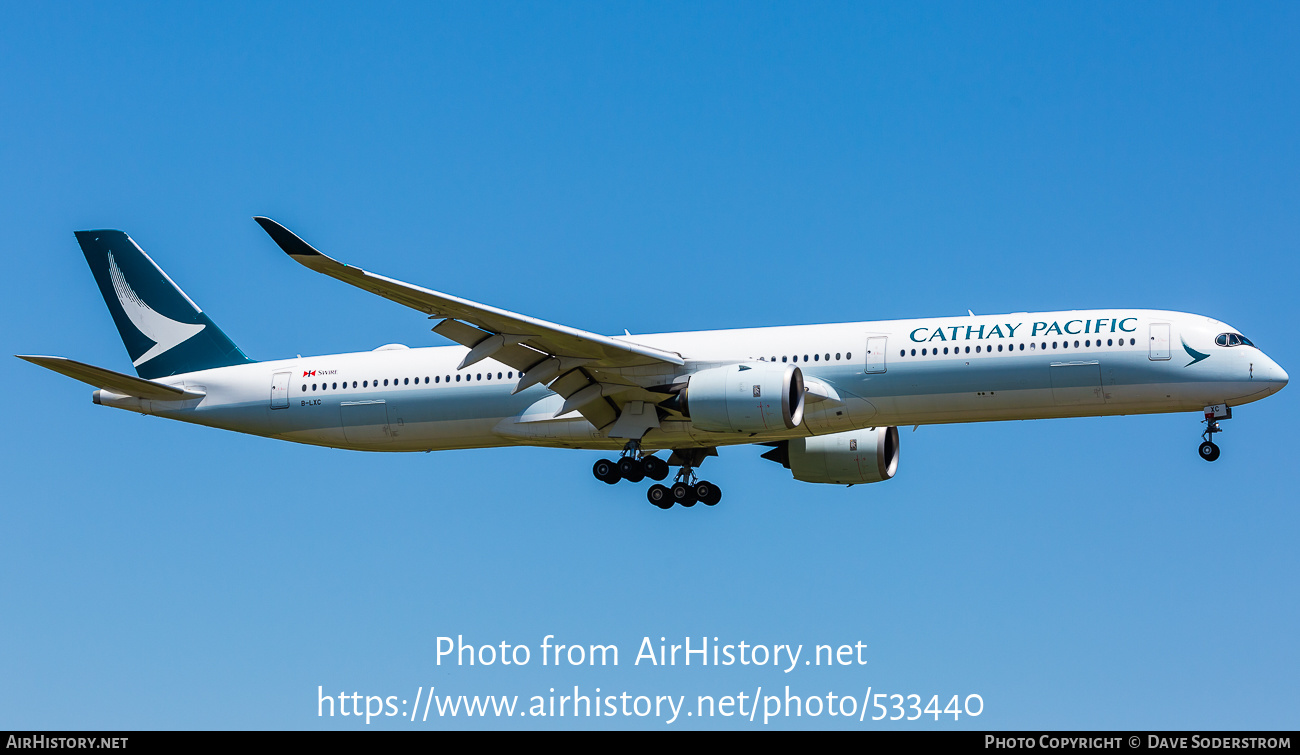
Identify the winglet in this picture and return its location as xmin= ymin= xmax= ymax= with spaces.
xmin=253 ymin=217 xmax=323 ymax=258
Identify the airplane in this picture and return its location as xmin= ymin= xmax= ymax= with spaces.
xmin=18 ymin=218 xmax=1289 ymax=509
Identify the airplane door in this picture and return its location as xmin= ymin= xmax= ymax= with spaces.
xmin=1049 ymin=361 xmax=1105 ymax=405
xmin=1149 ymin=323 xmax=1171 ymax=361
xmin=865 ymin=336 xmax=888 ymax=373
xmin=340 ymin=400 xmax=393 ymax=444
xmin=270 ymin=371 xmax=291 ymax=409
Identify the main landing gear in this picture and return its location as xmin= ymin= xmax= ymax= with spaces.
xmin=592 ymin=443 xmax=723 ymax=509
xmin=647 ymin=468 xmax=723 ymax=510
xmin=1198 ymin=404 xmax=1232 ymax=462
xmin=592 ymin=442 xmax=669 ymax=485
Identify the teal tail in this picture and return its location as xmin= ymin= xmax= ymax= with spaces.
xmin=74 ymin=230 xmax=253 ymax=379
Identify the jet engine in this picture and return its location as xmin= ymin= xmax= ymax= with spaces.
xmin=761 ymin=426 xmax=900 ymax=484
xmin=671 ymin=363 xmax=805 ymax=433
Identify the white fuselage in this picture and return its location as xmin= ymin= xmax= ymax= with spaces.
xmin=94 ymin=309 xmax=1288 ymax=453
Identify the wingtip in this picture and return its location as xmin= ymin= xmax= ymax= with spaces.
xmin=253 ymin=216 xmax=322 ymax=257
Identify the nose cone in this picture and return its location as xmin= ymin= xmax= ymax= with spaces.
xmin=1265 ymin=356 xmax=1288 ymax=394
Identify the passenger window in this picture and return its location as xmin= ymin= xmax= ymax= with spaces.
xmin=910 ymin=349 xmax=917 ymax=356
xmin=301 ymin=384 xmax=306 ymax=392
xmin=455 ymin=375 xmax=460 ymax=382
xmin=836 ymin=353 xmax=842 ymax=360
xmin=312 ymin=384 xmax=317 ymax=390
xmin=975 ymin=346 xmax=981 ymax=353
xmin=845 ymin=353 xmax=851 ymax=359
xmin=332 ymin=382 xmax=337 ymax=389
xmin=997 ymin=344 xmax=1003 ymax=352
xmin=943 ymin=347 xmax=949 ymax=354
xmin=1074 ymin=340 xmax=1080 ymax=348
xmin=383 ymin=379 xmax=388 ymax=386
xmin=899 ymin=349 xmax=905 ymax=357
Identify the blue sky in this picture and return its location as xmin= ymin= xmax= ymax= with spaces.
xmin=2 ymin=1 xmax=1297 ymax=729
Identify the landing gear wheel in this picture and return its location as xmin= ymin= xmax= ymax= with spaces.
xmin=1198 ymin=441 xmax=1221 ymax=462
xmin=671 ymin=482 xmax=697 ymax=507
xmin=647 ymin=484 xmax=672 ymax=509
xmin=694 ymin=481 xmax=722 ymax=506
xmin=618 ymin=457 xmax=646 ymax=483
xmin=593 ymin=458 xmax=620 ymax=484
xmin=643 ymin=456 xmax=670 ymax=481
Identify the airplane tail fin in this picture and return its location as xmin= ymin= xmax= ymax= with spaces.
xmin=74 ymin=230 xmax=253 ymax=379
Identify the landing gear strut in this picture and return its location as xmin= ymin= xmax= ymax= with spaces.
xmin=1199 ymin=404 xmax=1231 ymax=462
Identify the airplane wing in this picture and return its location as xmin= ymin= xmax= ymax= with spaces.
xmin=254 ymin=217 xmax=684 ymax=431
xmin=17 ymin=355 xmax=206 ymax=401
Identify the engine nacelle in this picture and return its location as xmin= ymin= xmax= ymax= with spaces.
xmin=678 ymin=363 xmax=805 ymax=433
xmin=788 ymin=426 xmax=899 ymax=484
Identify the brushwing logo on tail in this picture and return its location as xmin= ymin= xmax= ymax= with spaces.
xmin=108 ymin=252 xmax=205 ymax=366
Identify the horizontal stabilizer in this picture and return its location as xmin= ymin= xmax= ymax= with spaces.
xmin=16 ymin=355 xmax=205 ymax=401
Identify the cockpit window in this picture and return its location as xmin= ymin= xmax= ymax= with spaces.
xmin=1216 ymin=333 xmax=1255 ymax=347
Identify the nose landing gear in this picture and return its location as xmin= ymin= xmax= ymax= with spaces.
xmin=1198 ymin=404 xmax=1231 ymax=462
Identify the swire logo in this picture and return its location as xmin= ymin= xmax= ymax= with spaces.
xmin=303 ymin=370 xmax=316 ymax=377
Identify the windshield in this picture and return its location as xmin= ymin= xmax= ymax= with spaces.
xmin=1216 ymin=333 xmax=1256 ymax=347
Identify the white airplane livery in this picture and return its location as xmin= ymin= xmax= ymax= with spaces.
xmin=20 ymin=218 xmax=1289 ymax=508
